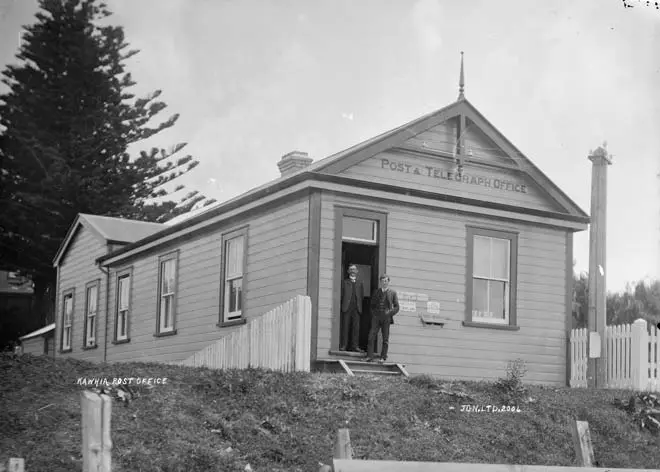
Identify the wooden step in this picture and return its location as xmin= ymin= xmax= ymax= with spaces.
xmin=351 ymin=369 xmax=400 ymax=376
xmin=314 ymin=358 xmax=409 ymax=377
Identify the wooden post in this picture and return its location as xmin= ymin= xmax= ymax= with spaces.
xmin=81 ymin=390 xmax=112 ymax=472
xmin=8 ymin=458 xmax=25 ymax=472
xmin=571 ymin=420 xmax=595 ymax=467
xmin=334 ymin=428 xmax=353 ymax=460
xmin=631 ymin=318 xmax=649 ymax=391
xmin=587 ymin=144 xmax=612 ymax=389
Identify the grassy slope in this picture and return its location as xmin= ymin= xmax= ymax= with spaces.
xmin=1 ymin=353 xmax=659 ymax=472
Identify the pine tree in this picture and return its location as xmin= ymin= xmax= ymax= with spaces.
xmin=0 ymin=0 xmax=216 ymax=331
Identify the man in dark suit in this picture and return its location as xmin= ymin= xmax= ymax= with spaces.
xmin=340 ymin=264 xmax=365 ymax=352
xmin=367 ymin=274 xmax=399 ymax=363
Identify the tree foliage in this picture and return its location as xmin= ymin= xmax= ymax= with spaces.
xmin=572 ymin=269 xmax=660 ymax=329
xmin=0 ymin=0 xmax=216 ymax=331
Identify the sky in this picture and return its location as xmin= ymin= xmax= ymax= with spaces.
xmin=1 ymin=0 xmax=659 ymax=293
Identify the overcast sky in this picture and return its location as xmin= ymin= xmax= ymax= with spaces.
xmin=1 ymin=0 xmax=659 ymax=293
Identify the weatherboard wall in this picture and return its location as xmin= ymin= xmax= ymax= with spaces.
xmin=103 ymin=195 xmax=309 ymax=364
xmin=22 ymin=334 xmax=53 ymax=356
xmin=317 ymin=190 xmax=570 ymax=385
xmin=54 ymin=226 xmax=109 ymax=362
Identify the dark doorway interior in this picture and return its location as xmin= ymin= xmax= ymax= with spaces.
xmin=341 ymin=242 xmax=379 ymax=352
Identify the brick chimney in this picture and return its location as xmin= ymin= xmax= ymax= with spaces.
xmin=277 ymin=151 xmax=313 ymax=177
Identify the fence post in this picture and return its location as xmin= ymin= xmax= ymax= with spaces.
xmin=81 ymin=390 xmax=112 ymax=472
xmin=631 ymin=318 xmax=649 ymax=392
xmin=334 ymin=428 xmax=353 ymax=460
xmin=570 ymin=420 xmax=595 ymax=467
xmin=8 ymin=458 xmax=25 ymax=472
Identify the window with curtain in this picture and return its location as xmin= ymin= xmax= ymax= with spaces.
xmin=470 ymin=232 xmax=515 ymax=325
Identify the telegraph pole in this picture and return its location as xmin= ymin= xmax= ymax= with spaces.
xmin=586 ymin=143 xmax=612 ymax=388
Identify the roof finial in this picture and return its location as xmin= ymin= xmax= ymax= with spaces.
xmin=458 ymin=51 xmax=465 ymax=100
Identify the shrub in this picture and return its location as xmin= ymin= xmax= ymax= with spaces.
xmin=496 ymin=358 xmax=528 ymax=406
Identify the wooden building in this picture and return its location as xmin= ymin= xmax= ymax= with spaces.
xmin=52 ymin=62 xmax=589 ymax=385
xmin=18 ymin=323 xmax=55 ymax=357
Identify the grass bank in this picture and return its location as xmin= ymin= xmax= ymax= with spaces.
xmin=1 ymin=353 xmax=659 ymax=471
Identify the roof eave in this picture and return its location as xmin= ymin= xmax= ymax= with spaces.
xmin=52 ymin=215 xmax=83 ymax=267
xmin=95 ymin=170 xmax=316 ymax=265
xmin=461 ymin=99 xmax=590 ymax=220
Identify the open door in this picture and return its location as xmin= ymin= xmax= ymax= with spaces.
xmin=340 ymin=242 xmax=379 ymax=353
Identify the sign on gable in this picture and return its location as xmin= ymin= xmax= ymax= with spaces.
xmin=380 ymin=157 xmax=528 ymax=194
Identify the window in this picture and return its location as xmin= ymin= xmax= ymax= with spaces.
xmin=220 ymin=228 xmax=247 ymax=323
xmin=115 ymin=270 xmax=132 ymax=341
xmin=342 ymin=216 xmax=377 ymax=244
xmin=466 ymin=227 xmax=518 ymax=329
xmin=157 ymin=253 xmax=178 ymax=334
xmin=61 ymin=290 xmax=74 ymax=351
xmin=84 ymin=281 xmax=99 ymax=347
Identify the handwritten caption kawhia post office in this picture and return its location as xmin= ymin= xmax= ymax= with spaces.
xmin=380 ymin=158 xmax=528 ymax=194
xmin=77 ymin=377 xmax=168 ymax=387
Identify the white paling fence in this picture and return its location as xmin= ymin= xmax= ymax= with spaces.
xmin=569 ymin=319 xmax=660 ymax=391
xmin=178 ymin=295 xmax=312 ymax=372
xmin=569 ymin=327 xmax=588 ymax=387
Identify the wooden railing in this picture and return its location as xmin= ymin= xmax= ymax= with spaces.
xmin=321 ymin=425 xmax=658 ymax=471
xmin=177 ymin=294 xmax=312 ymax=372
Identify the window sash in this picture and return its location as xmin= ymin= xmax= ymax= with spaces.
xmin=224 ymin=236 xmax=244 ymax=280
xmin=472 ymin=278 xmax=510 ymax=323
xmin=160 ymin=294 xmax=174 ymax=331
xmin=160 ymin=259 xmax=175 ymax=295
xmin=224 ymin=276 xmax=243 ymax=319
xmin=117 ymin=310 xmax=128 ymax=338
xmin=473 ymin=235 xmax=510 ymax=281
xmin=63 ymin=295 xmax=73 ymax=326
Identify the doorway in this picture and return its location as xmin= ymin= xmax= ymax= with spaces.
xmin=341 ymin=242 xmax=379 ymax=352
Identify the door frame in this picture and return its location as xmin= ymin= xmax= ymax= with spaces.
xmin=332 ymin=206 xmax=388 ymax=352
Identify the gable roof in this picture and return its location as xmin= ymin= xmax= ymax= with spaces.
xmin=52 ymin=214 xmax=164 ymax=267
xmin=19 ymin=323 xmax=55 ymax=341
xmin=312 ymin=98 xmax=589 ymax=219
xmin=97 ymin=97 xmax=590 ymax=265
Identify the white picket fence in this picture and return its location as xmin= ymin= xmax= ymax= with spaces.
xmin=177 ymin=295 xmax=312 ymax=372
xmin=570 ymin=318 xmax=660 ymax=391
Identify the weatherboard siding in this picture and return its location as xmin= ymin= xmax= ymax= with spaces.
xmin=340 ymin=149 xmax=562 ymax=213
xmin=317 ymin=191 xmax=569 ymax=385
xmin=104 ymin=196 xmax=309 ymax=364
xmin=54 ymin=226 xmax=108 ymax=362
xmin=21 ymin=337 xmax=41 ymax=355
xmin=404 ymin=121 xmax=457 ymax=155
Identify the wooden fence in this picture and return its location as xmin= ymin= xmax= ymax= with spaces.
xmin=570 ymin=319 xmax=660 ymax=391
xmin=177 ymin=294 xmax=312 ymax=372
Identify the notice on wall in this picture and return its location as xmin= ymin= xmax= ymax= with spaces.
xmin=426 ymin=301 xmax=440 ymax=314
xmin=416 ymin=293 xmax=429 ymax=302
xmin=398 ymin=292 xmax=416 ymax=301
xmin=399 ymin=301 xmax=417 ymax=312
